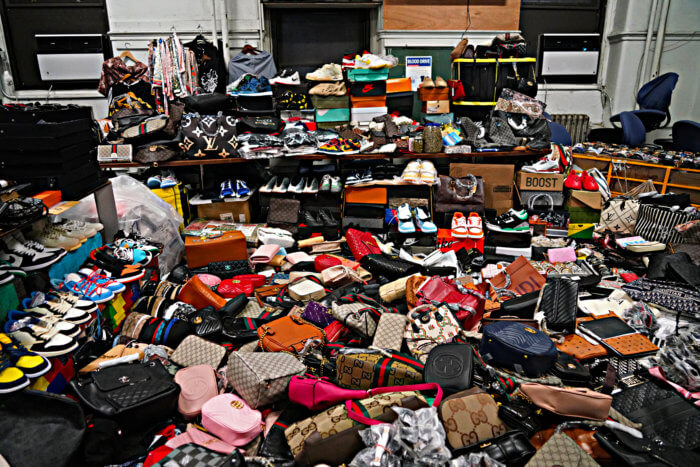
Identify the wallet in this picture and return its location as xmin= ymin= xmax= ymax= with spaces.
xmin=578 ymin=317 xmax=659 ymax=357
xmin=372 ymin=313 xmax=408 ymax=351
xmin=250 ymin=244 xmax=280 ymax=264
xmin=556 ymin=333 xmax=607 ymax=360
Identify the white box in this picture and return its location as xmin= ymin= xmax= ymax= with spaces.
xmin=351 ymin=107 xmax=388 ymax=123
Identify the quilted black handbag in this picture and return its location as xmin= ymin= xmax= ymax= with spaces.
xmin=359 ymin=254 xmax=422 ymax=281
xmin=480 ymin=322 xmax=558 ymax=377
xmin=595 ymin=426 xmax=700 ymax=466
xmin=536 ymin=277 xmax=578 ymax=334
xmin=207 ymin=260 xmax=252 ymax=278
xmin=179 ymin=112 xmax=238 ymax=159
xmin=190 ymin=306 xmax=223 ymax=339
xmin=69 ymin=361 xmax=179 ymax=425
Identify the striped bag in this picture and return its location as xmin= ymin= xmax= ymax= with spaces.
xmin=634 ymin=204 xmax=700 ymax=244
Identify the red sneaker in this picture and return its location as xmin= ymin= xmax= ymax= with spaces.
xmin=564 ymin=171 xmax=582 ymax=190
xmin=581 ymin=170 xmax=599 ymax=191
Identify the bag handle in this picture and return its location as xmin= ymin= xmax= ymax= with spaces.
xmin=528 ymin=192 xmax=554 ymax=211
xmin=344 ymin=382 xmax=443 ymax=425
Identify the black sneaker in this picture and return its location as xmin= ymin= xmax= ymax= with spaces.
xmin=0 ymin=268 xmax=13 ymax=286
xmin=486 ymin=209 xmax=530 ymax=233
xmin=86 ymin=248 xmax=146 ymax=283
xmin=0 ymin=237 xmax=63 ymax=271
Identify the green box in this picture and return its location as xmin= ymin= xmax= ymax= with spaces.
xmin=347 ymin=68 xmax=390 ymax=82
xmin=310 ymin=95 xmax=349 ymax=109
xmin=567 ymin=207 xmax=601 ymax=224
xmin=315 ymin=108 xmax=350 ymax=122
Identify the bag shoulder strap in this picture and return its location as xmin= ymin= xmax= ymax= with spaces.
xmin=345 ymin=382 xmax=443 ymax=425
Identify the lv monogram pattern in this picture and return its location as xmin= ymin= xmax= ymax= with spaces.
xmin=170 ymin=335 xmax=226 ymax=368
xmin=336 ymin=353 xmax=423 ymax=390
xmin=525 ymin=432 xmax=599 ymax=467
xmin=180 ymin=113 xmax=238 ymax=159
xmin=226 ymin=352 xmax=305 ymax=408
xmin=596 ymin=198 xmax=639 ymax=234
xmin=284 ymin=391 xmax=425 ymax=457
xmin=441 ymin=392 xmax=508 ymax=449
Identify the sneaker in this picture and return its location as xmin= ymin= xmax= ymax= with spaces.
xmin=354 ymin=53 xmax=394 ymax=69
xmin=309 ymin=82 xmax=347 ymax=96
xmin=320 ymin=174 xmax=332 ymax=192
xmin=13 ymin=232 xmax=66 ymax=260
xmin=466 ymin=212 xmax=484 ymax=239
xmin=413 ymin=207 xmax=437 ymax=233
xmin=261 ymin=176 xmax=278 ymax=194
xmin=451 ymin=212 xmax=469 ymax=238
xmin=421 ymin=77 xmax=435 ymax=89
xmin=235 ymin=180 xmax=251 ymax=197
xmin=87 ymin=247 xmax=147 ymax=283
xmin=419 ymin=160 xmax=436 ymax=184
xmin=111 ymin=245 xmax=152 ymax=266
xmin=22 ymin=295 xmax=92 ymax=324
xmin=345 ymin=172 xmax=363 ymax=186
xmin=52 ymin=274 xmax=115 ymax=304
xmin=0 ymin=333 xmax=50 ymax=379
xmin=305 ymin=63 xmax=343 ymax=81
xmin=147 ymin=175 xmax=162 ymax=188
xmin=60 ymin=219 xmax=102 ymax=239
xmin=303 ymin=178 xmax=319 ymax=194
xmin=402 ymin=160 xmax=422 ymax=184
xmin=0 ymin=237 xmax=63 ymax=272
xmin=0 ymin=346 xmax=28 ymax=393
xmin=287 ymin=177 xmax=306 ymax=194
xmin=77 ymin=268 xmax=126 ymax=294
xmin=486 ymin=209 xmax=530 ymax=233
xmin=113 ymin=237 xmax=162 ymax=255
xmin=273 ymin=177 xmax=291 ymax=193
xmin=4 ymin=323 xmax=78 ymax=358
xmin=29 ymin=224 xmax=81 ymax=251
xmin=330 ymin=176 xmax=342 ymax=193
xmin=318 ymin=138 xmax=361 ymax=155
xmin=564 ymin=171 xmax=582 ymax=190
xmin=0 ymin=268 xmax=13 ymax=286
xmin=220 ymin=180 xmax=235 ymax=198
xmin=160 ymin=172 xmax=178 ymax=189
xmin=270 ymin=70 xmax=300 ymax=85
xmin=397 ymin=203 xmax=415 ymax=233
xmin=521 ymin=150 xmax=561 ymax=173
xmin=0 ymin=260 xmax=26 ymax=278
xmin=581 ymin=170 xmax=599 ymax=191
xmin=43 ymin=291 xmax=97 ymax=313
xmin=7 ymin=310 xmax=80 ymax=339
xmin=359 ymin=168 xmax=373 ymax=183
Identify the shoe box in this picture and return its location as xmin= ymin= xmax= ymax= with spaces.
xmin=565 ymin=190 xmax=602 ymax=223
xmin=190 ymin=194 xmax=251 ymax=223
xmin=351 ymin=107 xmax=388 ymax=123
xmin=451 ymin=163 xmax=515 ymax=214
xmin=387 ymin=92 xmax=414 ymax=116
xmin=421 ymin=100 xmax=450 ymax=115
xmin=311 ymin=95 xmax=349 ymax=109
xmin=350 ymin=95 xmax=387 ymax=108
xmin=387 ymin=78 xmax=411 ymax=94
xmin=418 ymin=88 xmax=449 ymax=102
xmin=516 ymin=171 xmax=566 ymax=191
xmin=235 ymin=93 xmax=275 ymax=114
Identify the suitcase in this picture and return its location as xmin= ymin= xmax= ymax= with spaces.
xmin=185 ymin=231 xmax=248 ymax=268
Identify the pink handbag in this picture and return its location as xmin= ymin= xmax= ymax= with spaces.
xmin=173 ymin=364 xmax=218 ymax=418
xmin=201 ymin=393 xmax=263 ymax=446
xmin=289 ymin=375 xmax=368 ymax=410
xmin=166 ymin=427 xmax=237 ymax=454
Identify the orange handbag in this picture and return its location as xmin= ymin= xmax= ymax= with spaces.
xmin=257 ymin=316 xmax=325 ymax=352
xmin=185 ymin=231 xmax=247 ymax=268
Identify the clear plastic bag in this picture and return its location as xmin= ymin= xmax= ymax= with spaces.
xmin=58 ymin=175 xmax=184 ymax=274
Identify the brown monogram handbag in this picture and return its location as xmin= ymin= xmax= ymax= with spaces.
xmin=439 ymin=387 xmax=508 ymax=449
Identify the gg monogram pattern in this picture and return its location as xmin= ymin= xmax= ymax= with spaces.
xmin=170 ymin=335 xmax=226 ymax=368
xmin=335 ymin=353 xmax=423 ymax=390
xmin=226 ymin=352 xmax=305 ymax=408
xmin=405 ymin=305 xmax=461 ymax=362
xmin=372 ymin=314 xmax=408 ymax=351
xmin=440 ymin=391 xmax=508 ymax=449
xmin=284 ymin=391 xmax=426 ymax=457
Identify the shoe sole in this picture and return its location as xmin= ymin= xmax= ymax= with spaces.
xmin=21 ymin=360 xmax=52 ymax=379
xmin=398 ymin=225 xmax=416 ymax=234
xmin=0 ymin=379 xmax=30 ymax=394
xmin=451 ymin=231 xmax=468 ymax=239
xmin=33 ymin=341 xmax=79 ymax=358
xmin=0 ymin=275 xmax=13 ymax=285
xmin=113 ymin=269 xmax=146 ymax=283
xmin=466 ymin=233 xmax=484 ymax=239
xmin=486 ymin=223 xmax=530 ymax=233
xmin=521 ymin=168 xmax=559 ymax=173
xmin=21 ymin=256 xmax=62 ymax=272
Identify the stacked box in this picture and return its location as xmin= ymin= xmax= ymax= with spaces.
xmin=348 ymin=69 xmax=389 ymax=124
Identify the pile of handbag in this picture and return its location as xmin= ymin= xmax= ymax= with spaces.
xmin=3 ymin=213 xmax=700 ymax=467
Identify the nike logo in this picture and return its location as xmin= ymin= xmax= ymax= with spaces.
xmin=362 ymin=84 xmax=374 ymax=93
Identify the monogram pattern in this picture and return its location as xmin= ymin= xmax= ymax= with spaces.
xmin=180 ymin=113 xmax=238 ymax=159
xmin=331 ymin=302 xmax=378 ymax=338
xmin=372 ymin=314 xmax=408 ymax=351
xmin=440 ymin=392 xmax=508 ymax=449
xmin=335 ymin=353 xmax=423 ymax=390
xmin=284 ymin=391 xmax=426 ymax=457
xmin=226 ymin=352 xmax=305 ymax=408
xmin=405 ymin=305 xmax=461 ymax=362
xmin=525 ymin=432 xmax=599 ymax=467
xmin=596 ymin=198 xmax=639 ymax=234
xmin=170 ymin=335 xmax=226 ymax=368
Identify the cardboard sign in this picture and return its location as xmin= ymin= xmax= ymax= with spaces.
xmin=517 ymin=171 xmax=566 ymax=191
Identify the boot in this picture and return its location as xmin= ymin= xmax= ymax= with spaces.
xmin=177 ymin=275 xmax=227 ymax=310
xmin=303 ymin=211 xmax=323 ymax=228
xmin=319 ymin=210 xmax=338 ymax=227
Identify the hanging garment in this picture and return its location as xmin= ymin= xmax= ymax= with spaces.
xmin=97 ymin=56 xmax=149 ymax=96
xmin=228 ymin=50 xmax=277 ymax=83
xmin=184 ymin=36 xmax=228 ymax=94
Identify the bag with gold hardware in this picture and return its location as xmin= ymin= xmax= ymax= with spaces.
xmin=257 ymin=315 xmax=325 ymax=353
xmin=179 ymin=112 xmax=238 ymax=159
xmin=201 ymin=393 xmax=262 ymax=447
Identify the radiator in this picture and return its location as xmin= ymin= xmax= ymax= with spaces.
xmin=551 ymin=114 xmax=590 ymax=144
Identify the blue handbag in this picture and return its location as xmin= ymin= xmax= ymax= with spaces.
xmin=480 ymin=322 xmax=557 ymax=377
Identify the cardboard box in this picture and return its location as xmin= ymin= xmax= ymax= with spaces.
xmin=387 ymin=78 xmax=411 ymax=93
xmin=422 ymin=100 xmax=450 ymax=114
xmin=567 ymin=190 xmax=602 ymax=210
xmin=418 ymin=87 xmax=449 ymax=101
xmin=450 ymin=163 xmax=515 ymax=214
xmin=196 ymin=200 xmax=251 ymax=222
xmin=568 ymin=223 xmax=595 ymax=239
xmin=351 ymin=106 xmax=388 ymax=122
xmin=517 ymin=171 xmax=566 ymax=191
xmin=33 ymin=190 xmax=61 ymax=208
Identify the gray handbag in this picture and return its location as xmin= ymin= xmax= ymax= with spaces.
xmin=226 ymin=352 xmax=305 ymax=408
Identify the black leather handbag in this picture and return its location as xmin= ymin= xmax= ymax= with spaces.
xmin=497 ymin=399 xmax=544 ymax=437
xmin=453 ymin=431 xmax=536 ymax=467
xmin=537 ymin=277 xmax=578 ymax=334
xmin=179 ymin=112 xmax=238 ymax=159
xmin=595 ymin=426 xmax=700 ymax=467
xmin=69 ymin=361 xmax=179 ymax=425
xmin=207 ymin=260 xmax=252 ymax=279
xmin=360 ymin=254 xmax=422 ymax=281
xmin=190 ymin=306 xmax=223 ymax=339
xmin=222 ymin=317 xmax=270 ymax=345
xmin=423 ymin=343 xmax=473 ymax=395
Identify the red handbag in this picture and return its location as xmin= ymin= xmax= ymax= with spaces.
xmin=417 ymin=276 xmax=486 ymax=331
xmin=231 ymin=274 xmax=266 ymax=288
xmin=218 ymin=279 xmax=254 ymax=298
xmin=314 ymin=255 xmax=342 ymax=272
xmin=345 ymin=228 xmax=382 ymax=261
xmin=447 ymin=79 xmax=466 ymax=100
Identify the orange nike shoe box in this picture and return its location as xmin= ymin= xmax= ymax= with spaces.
xmin=350 ymin=95 xmax=387 ymax=108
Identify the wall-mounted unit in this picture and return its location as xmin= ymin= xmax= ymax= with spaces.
xmin=36 ymin=34 xmax=105 ymax=81
xmin=538 ymin=33 xmax=600 ymax=83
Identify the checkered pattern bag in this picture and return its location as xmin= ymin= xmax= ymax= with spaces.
xmin=170 ymin=335 xmax=227 ymax=368
xmin=372 ymin=314 xmax=408 ymax=351
xmin=226 ymin=352 xmax=305 ymax=408
xmin=153 ymin=443 xmax=242 ymax=466
xmin=596 ymin=197 xmax=640 ymax=234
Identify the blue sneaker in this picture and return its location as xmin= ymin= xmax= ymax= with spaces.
xmin=160 ymin=172 xmax=178 ymax=189
xmin=51 ymin=275 xmax=115 ymax=304
xmin=236 ymin=180 xmax=250 ymax=197
xmin=413 ymin=207 xmax=437 ymax=233
xmin=397 ymin=203 xmax=415 ymax=234
xmin=147 ymin=175 xmax=162 ymax=189
xmin=77 ymin=268 xmax=126 ymax=293
xmin=220 ymin=180 xmax=235 ymax=198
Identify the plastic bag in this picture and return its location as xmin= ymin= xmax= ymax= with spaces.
xmin=350 ymin=407 xmax=452 ymax=467
xmin=59 ymin=175 xmax=184 ymax=274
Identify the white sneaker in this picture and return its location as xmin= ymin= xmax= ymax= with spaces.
xmin=330 ymin=176 xmax=342 ymax=193
xmin=270 ymin=71 xmax=300 ymax=85
xmin=354 ymin=54 xmax=395 ymax=69
xmin=397 ymin=203 xmax=416 ymax=234
xmin=402 ymin=160 xmax=422 ymax=184
xmin=12 ymin=232 xmax=66 ymax=259
xmin=319 ymin=175 xmax=332 ymax=192
xmin=30 ymin=225 xmax=80 ymax=251
xmin=0 ymin=237 xmax=63 ymax=272
xmin=58 ymin=220 xmax=98 ymax=240
xmin=419 ymin=160 xmax=437 ymax=184
xmin=466 ymin=213 xmax=484 ymax=239
xmin=306 ymin=64 xmax=343 ymax=81
xmin=451 ymin=213 xmax=469 ymax=239
xmin=521 ymin=151 xmax=560 ymax=173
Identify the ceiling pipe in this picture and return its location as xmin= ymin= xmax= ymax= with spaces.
xmin=650 ymin=0 xmax=670 ymax=80
xmin=218 ymin=0 xmax=230 ymax=65
xmin=210 ymin=0 xmax=218 ymax=46
xmin=637 ymin=0 xmax=658 ymax=93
